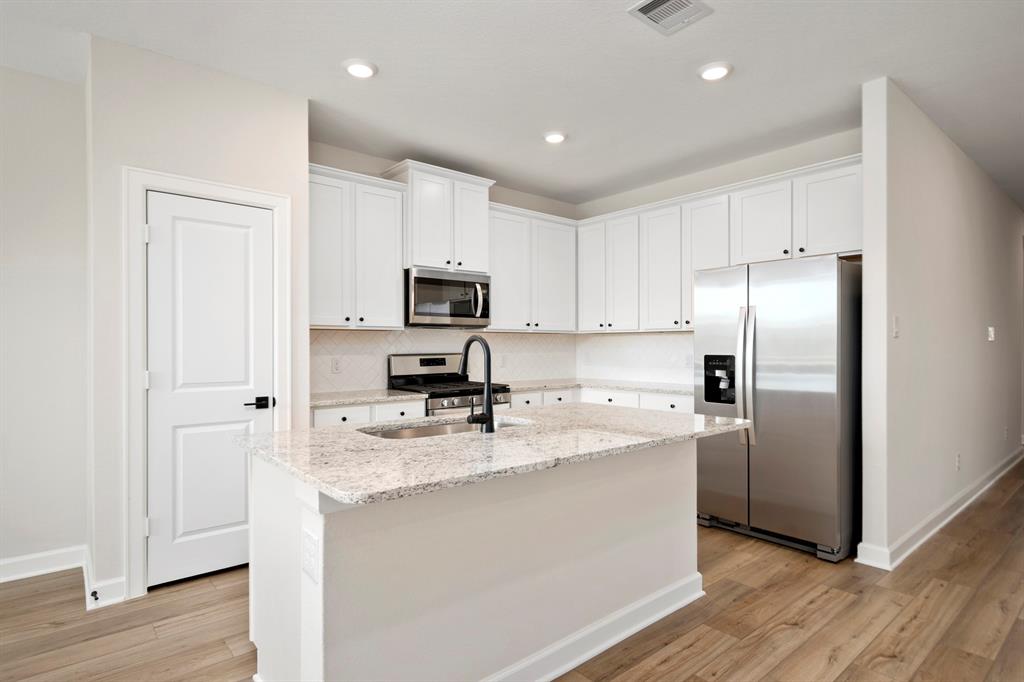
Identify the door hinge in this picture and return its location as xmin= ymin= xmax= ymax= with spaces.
xmin=143 ymin=517 xmax=151 ymax=538
xmin=144 ymin=223 xmax=151 ymax=244
xmin=143 ymin=371 xmax=150 ymax=390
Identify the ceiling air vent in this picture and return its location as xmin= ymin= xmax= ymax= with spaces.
xmin=628 ymin=0 xmax=713 ymax=35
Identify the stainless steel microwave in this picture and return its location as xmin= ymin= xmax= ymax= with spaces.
xmin=406 ymin=268 xmax=490 ymax=328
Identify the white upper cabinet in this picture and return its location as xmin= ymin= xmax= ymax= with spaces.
xmin=409 ymin=171 xmax=452 ymax=269
xmin=309 ymin=167 xmax=404 ymax=329
xmin=793 ymin=164 xmax=862 ymax=257
xmin=489 ymin=209 xmax=576 ymax=333
xmin=353 ymin=183 xmax=404 ymax=328
xmin=639 ymin=205 xmax=683 ymax=331
xmin=489 ymin=210 xmax=532 ymax=331
xmin=383 ymin=160 xmax=494 ymax=273
xmin=532 ymin=220 xmax=576 ymax=332
xmin=729 ymin=180 xmax=793 ymax=265
xmin=453 ymin=181 xmax=490 ymax=272
xmin=605 ymin=215 xmax=639 ymax=331
xmin=577 ymin=223 xmax=607 ymax=332
xmin=687 ymin=194 xmax=730 ymax=271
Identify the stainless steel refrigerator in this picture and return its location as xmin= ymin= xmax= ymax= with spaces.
xmin=694 ymin=254 xmax=861 ymax=561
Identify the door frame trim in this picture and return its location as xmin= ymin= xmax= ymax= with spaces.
xmin=123 ymin=167 xmax=292 ymax=600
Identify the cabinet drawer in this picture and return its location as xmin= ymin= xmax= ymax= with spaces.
xmin=373 ymin=401 xmax=426 ymax=422
xmin=512 ymin=392 xmax=543 ymax=408
xmin=579 ymin=388 xmax=640 ymax=408
xmin=312 ymin=405 xmax=372 ymax=427
xmin=638 ymin=392 xmax=694 ymax=413
xmin=543 ymin=389 xmax=574 ymax=405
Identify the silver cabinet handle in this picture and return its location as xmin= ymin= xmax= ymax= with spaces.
xmin=745 ymin=306 xmax=757 ymax=446
xmin=736 ymin=306 xmax=747 ymax=445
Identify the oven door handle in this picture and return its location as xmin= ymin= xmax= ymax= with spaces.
xmin=473 ymin=283 xmax=484 ymax=318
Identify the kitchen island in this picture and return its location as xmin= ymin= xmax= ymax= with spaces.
xmin=243 ymin=403 xmax=748 ymax=682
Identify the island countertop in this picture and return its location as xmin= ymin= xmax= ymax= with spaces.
xmin=242 ymin=404 xmax=748 ymax=506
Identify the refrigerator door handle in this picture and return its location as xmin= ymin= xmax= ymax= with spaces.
xmin=736 ymin=305 xmax=747 ymax=445
xmin=745 ymin=305 xmax=757 ymax=445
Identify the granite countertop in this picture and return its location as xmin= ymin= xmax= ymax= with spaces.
xmin=243 ymin=404 xmax=747 ymax=505
xmin=310 ymin=378 xmax=693 ymax=408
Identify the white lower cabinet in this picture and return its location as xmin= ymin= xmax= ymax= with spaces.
xmin=312 ymin=400 xmax=426 ymax=427
xmin=638 ymin=392 xmax=694 ymax=413
xmin=542 ymin=389 xmax=574 ymax=405
xmin=579 ymin=388 xmax=640 ymax=408
xmin=312 ymin=405 xmax=373 ymax=428
xmin=512 ymin=392 xmax=543 ymax=408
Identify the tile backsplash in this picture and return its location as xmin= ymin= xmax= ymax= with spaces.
xmin=310 ymin=328 xmax=694 ymax=393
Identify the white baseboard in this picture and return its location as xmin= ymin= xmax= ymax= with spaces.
xmin=0 ymin=544 xmax=88 ymax=583
xmin=856 ymin=447 xmax=1024 ymax=572
xmin=484 ymin=572 xmax=705 ymax=682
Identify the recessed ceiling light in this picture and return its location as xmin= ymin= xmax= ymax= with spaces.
xmin=544 ymin=131 xmax=566 ymax=144
xmin=343 ymin=59 xmax=378 ymax=79
xmin=699 ymin=62 xmax=732 ymax=81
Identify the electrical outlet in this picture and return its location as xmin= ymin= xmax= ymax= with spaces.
xmin=987 ymin=326 xmax=996 ymax=342
xmin=955 ymin=453 xmax=961 ymax=472
xmin=331 ymin=357 xmax=343 ymax=374
xmin=1006 ymin=426 xmax=1010 ymax=441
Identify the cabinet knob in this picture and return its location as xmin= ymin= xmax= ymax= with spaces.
xmin=798 ymin=247 xmax=805 ymax=253
xmin=526 ymin=322 xmax=531 ymax=326
xmin=344 ymin=316 xmax=351 ymax=322
xmin=446 ymin=260 xmax=451 ymax=265
xmin=457 ymin=261 xmax=462 ymax=266
xmin=534 ymin=322 xmax=539 ymax=327
xmin=399 ymin=411 xmax=405 ymax=416
xmin=670 ymin=404 xmax=676 ymax=409
xmin=783 ymin=249 xmax=790 ymax=255
xmin=341 ymin=416 xmax=347 ymax=422
xmin=599 ymin=323 xmax=604 ymax=328
xmin=557 ymin=397 xmax=562 ymax=402
xmin=674 ymin=320 xmax=679 ymax=325
xmin=685 ymin=320 xmax=691 ymax=325
xmin=607 ymin=398 xmax=613 ymax=403
xmin=359 ymin=317 xmax=365 ymax=322
xmin=525 ymin=400 xmax=530 ymax=405
xmin=608 ymin=323 xmax=613 ymax=328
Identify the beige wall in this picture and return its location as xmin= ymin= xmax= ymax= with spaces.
xmin=309 ymin=141 xmax=579 ymax=219
xmin=860 ymin=77 xmax=1024 ymax=565
xmin=87 ymin=38 xmax=310 ymax=583
xmin=576 ymin=129 xmax=862 ymax=219
xmin=0 ymin=67 xmax=88 ymax=561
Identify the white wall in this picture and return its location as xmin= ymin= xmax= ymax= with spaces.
xmin=0 ymin=67 xmax=88 ymax=561
xmin=87 ymin=38 xmax=310 ymax=585
xmin=309 ymin=141 xmax=579 ymax=220
xmin=576 ymin=129 xmax=861 ymax=219
xmin=860 ymin=77 xmax=1024 ymax=567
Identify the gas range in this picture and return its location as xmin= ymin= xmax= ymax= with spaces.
xmin=387 ymin=353 xmax=510 ymax=414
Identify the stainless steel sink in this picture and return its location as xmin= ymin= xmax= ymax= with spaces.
xmin=359 ymin=419 xmax=521 ymax=439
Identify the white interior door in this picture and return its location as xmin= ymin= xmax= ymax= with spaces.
xmin=146 ymin=191 xmax=274 ymax=586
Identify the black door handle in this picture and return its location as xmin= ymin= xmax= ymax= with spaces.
xmin=244 ymin=396 xmax=271 ymax=409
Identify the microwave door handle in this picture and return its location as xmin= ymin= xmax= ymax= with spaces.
xmin=474 ymin=283 xmax=484 ymax=318
xmin=736 ymin=306 xmax=747 ymax=446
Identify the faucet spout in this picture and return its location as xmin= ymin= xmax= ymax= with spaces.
xmin=458 ymin=335 xmax=494 ymax=433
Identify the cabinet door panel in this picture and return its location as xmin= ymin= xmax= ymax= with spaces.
xmin=354 ymin=184 xmax=404 ymax=328
xmin=640 ymin=206 xmax=682 ymax=331
xmin=410 ymin=171 xmax=453 ymax=269
xmin=309 ymin=179 xmax=351 ymax=327
xmin=489 ymin=211 xmax=533 ymax=331
xmin=532 ymin=220 xmax=576 ymax=332
xmin=577 ymin=223 xmax=607 ymax=332
xmin=453 ymin=181 xmax=490 ymax=272
xmin=688 ymin=194 xmax=730 ymax=271
xmin=729 ymin=180 xmax=793 ymax=265
xmin=605 ymin=215 xmax=639 ymax=330
xmin=793 ymin=165 xmax=862 ymax=257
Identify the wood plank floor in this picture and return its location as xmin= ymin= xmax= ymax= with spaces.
xmin=1 ymin=458 xmax=1020 ymax=681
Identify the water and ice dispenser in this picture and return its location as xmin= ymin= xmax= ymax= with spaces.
xmin=703 ymin=355 xmax=736 ymax=404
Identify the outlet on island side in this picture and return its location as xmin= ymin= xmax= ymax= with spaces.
xmin=331 ymin=357 xmax=343 ymax=374
xmin=955 ymin=453 xmax=961 ymax=472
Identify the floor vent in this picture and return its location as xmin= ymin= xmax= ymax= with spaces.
xmin=628 ymin=0 xmax=713 ymax=35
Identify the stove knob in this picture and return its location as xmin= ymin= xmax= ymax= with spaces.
xmin=441 ymin=399 xmax=449 ymax=408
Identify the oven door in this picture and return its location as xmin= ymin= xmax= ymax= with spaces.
xmin=407 ymin=268 xmax=490 ymax=327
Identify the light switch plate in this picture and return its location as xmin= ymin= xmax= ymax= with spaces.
xmin=891 ymin=315 xmax=900 ymax=339
xmin=987 ymin=326 xmax=996 ymax=342
xmin=301 ymin=528 xmax=320 ymax=583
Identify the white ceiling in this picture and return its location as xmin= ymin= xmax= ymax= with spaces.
xmin=3 ymin=1 xmax=1022 ymax=205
